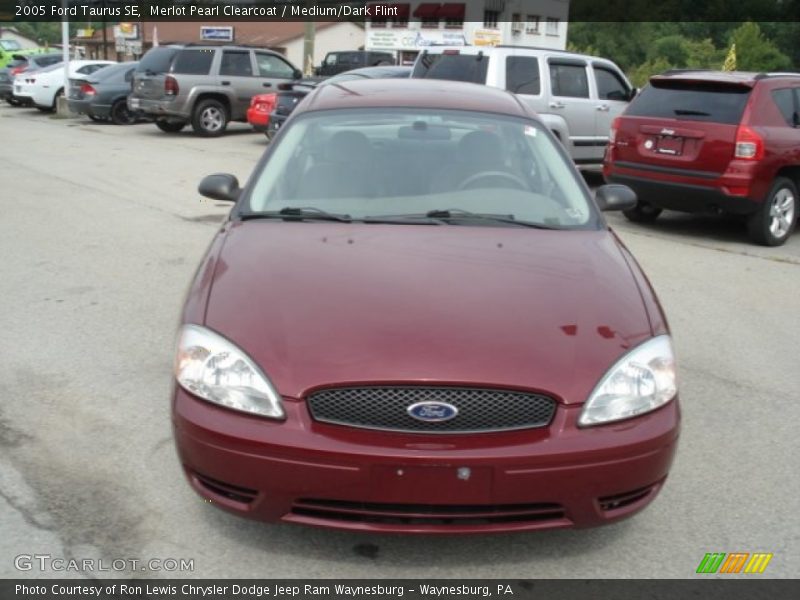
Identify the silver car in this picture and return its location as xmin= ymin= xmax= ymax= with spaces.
xmin=128 ymin=45 xmax=301 ymax=136
xmin=412 ymin=46 xmax=635 ymax=165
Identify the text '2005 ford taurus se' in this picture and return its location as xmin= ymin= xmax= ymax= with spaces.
xmin=173 ymin=79 xmax=680 ymax=534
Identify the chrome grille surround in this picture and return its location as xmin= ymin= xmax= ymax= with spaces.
xmin=306 ymin=386 xmax=556 ymax=434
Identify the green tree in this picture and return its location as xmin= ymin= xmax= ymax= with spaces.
xmin=728 ymin=21 xmax=791 ymax=71
xmin=647 ymin=35 xmax=690 ymax=67
xmin=629 ymin=58 xmax=672 ymax=88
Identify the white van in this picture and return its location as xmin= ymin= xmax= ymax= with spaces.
xmin=412 ymin=46 xmax=635 ymax=165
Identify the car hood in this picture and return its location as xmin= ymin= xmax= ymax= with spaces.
xmin=203 ymin=222 xmax=654 ymax=405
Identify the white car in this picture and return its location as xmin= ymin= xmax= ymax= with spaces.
xmin=14 ymin=60 xmax=115 ymax=111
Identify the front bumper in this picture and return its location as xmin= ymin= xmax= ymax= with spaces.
xmin=173 ymin=387 xmax=680 ymax=533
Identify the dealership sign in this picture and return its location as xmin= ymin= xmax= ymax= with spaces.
xmin=366 ymin=29 xmax=467 ymax=51
xmin=200 ymin=26 xmax=234 ymax=42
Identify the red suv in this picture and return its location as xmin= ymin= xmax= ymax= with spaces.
xmin=604 ymin=71 xmax=799 ymax=246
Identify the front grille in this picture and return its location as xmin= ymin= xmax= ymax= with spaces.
xmin=292 ymin=498 xmax=566 ymax=526
xmin=306 ymin=386 xmax=556 ymax=433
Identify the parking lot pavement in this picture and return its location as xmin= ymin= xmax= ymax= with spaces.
xmin=1 ymin=104 xmax=798 ymax=579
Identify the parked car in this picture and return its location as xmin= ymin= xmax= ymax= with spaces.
xmin=13 ymin=59 xmax=114 ymax=111
xmin=68 ymin=61 xmax=139 ymax=124
xmin=605 ymin=70 xmax=800 ymax=246
xmin=174 ymin=78 xmax=680 ymax=533
xmin=315 ymin=50 xmax=395 ymax=77
xmin=411 ymin=46 xmax=635 ymax=165
xmin=246 ymin=92 xmax=278 ymax=134
xmin=0 ymin=53 xmax=63 ymax=106
xmin=266 ymin=66 xmax=411 ymax=139
xmin=128 ymin=44 xmax=301 ymax=136
xmin=0 ymin=39 xmax=52 ymax=69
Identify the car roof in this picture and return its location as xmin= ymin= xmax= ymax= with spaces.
xmin=421 ymin=45 xmax=615 ymax=64
xmin=651 ymin=69 xmax=800 ymax=87
xmin=301 ymin=78 xmax=529 ymax=117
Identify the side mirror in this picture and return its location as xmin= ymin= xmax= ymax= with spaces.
xmin=293 ymin=68 xmax=303 ymax=80
xmin=595 ymin=184 xmax=637 ymax=212
xmin=198 ymin=173 xmax=240 ymax=203
xmin=628 ymin=87 xmax=638 ymax=101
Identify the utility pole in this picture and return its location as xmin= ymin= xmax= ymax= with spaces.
xmin=56 ymin=0 xmax=71 ymax=116
xmin=303 ymin=21 xmax=315 ymax=76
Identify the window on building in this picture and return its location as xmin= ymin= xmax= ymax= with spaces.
xmin=546 ymin=18 xmax=560 ymax=36
xmin=392 ymin=3 xmax=410 ymax=27
xmin=440 ymin=3 xmax=466 ymax=29
xmin=526 ymin=15 xmax=540 ymax=34
xmin=484 ymin=10 xmax=499 ymax=28
xmin=415 ymin=3 xmax=440 ymax=28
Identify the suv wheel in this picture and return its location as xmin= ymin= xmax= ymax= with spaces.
xmin=748 ymin=177 xmax=797 ymax=246
xmin=192 ymin=99 xmax=228 ymax=137
xmin=623 ymin=201 xmax=663 ymax=223
xmin=156 ymin=120 xmax=186 ymax=133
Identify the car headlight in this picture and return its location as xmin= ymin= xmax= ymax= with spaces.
xmin=174 ymin=324 xmax=285 ymax=419
xmin=579 ymin=335 xmax=677 ymax=426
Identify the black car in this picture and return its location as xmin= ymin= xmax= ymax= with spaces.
xmin=315 ymin=50 xmax=395 ymax=77
xmin=68 ymin=61 xmax=140 ymax=125
xmin=266 ymin=66 xmax=411 ymax=140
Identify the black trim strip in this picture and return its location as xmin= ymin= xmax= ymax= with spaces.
xmin=573 ymin=139 xmax=609 ymax=147
xmin=614 ymin=160 xmax=721 ymax=179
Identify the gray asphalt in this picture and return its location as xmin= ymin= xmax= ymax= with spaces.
xmin=1 ymin=104 xmax=798 ymax=579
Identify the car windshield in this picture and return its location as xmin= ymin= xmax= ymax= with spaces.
xmin=247 ymin=108 xmax=595 ymax=229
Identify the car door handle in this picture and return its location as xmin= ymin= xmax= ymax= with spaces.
xmin=221 ymin=81 xmax=231 ymax=86
xmin=549 ymin=101 xmax=566 ymax=109
xmin=596 ymin=104 xmax=610 ymax=112
xmin=262 ymin=82 xmax=272 ymax=88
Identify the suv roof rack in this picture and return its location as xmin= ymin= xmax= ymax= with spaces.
xmin=180 ymin=42 xmax=275 ymax=50
xmin=495 ymin=45 xmax=587 ymax=56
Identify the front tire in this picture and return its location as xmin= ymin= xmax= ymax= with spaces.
xmin=747 ymin=177 xmax=797 ymax=246
xmin=155 ymin=120 xmax=186 ymax=133
xmin=192 ymin=99 xmax=228 ymax=137
xmin=623 ymin=201 xmax=663 ymax=223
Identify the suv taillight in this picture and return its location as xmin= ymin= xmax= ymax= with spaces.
xmin=609 ymin=116 xmax=620 ymax=145
xmin=734 ymin=125 xmax=764 ymax=160
xmin=165 ymin=75 xmax=179 ymax=96
xmin=10 ymin=66 xmax=25 ymax=76
xmin=80 ymin=83 xmax=96 ymax=96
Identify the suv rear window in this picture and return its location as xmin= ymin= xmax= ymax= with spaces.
xmin=626 ymin=81 xmax=751 ymax=125
xmin=172 ymin=49 xmax=214 ymax=75
xmin=137 ymin=47 xmax=179 ymax=74
xmin=412 ymin=53 xmax=488 ymax=84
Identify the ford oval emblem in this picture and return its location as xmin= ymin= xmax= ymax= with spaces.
xmin=407 ymin=401 xmax=459 ymax=422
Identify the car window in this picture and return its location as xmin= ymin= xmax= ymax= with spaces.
xmin=324 ymin=54 xmax=338 ymax=66
xmin=412 ymin=53 xmax=489 ymax=84
xmin=256 ymin=53 xmax=295 ymax=79
xmin=771 ymin=88 xmax=797 ymax=126
xmin=506 ymin=56 xmax=540 ymax=95
xmin=220 ymin=51 xmax=253 ymax=77
xmin=76 ymin=64 xmax=108 ymax=75
xmin=38 ymin=56 xmax=63 ymax=67
xmin=124 ymin=67 xmax=135 ymax=83
xmin=626 ymin=81 xmax=751 ymax=124
xmin=248 ymin=108 xmax=596 ymax=230
xmin=549 ymin=63 xmax=589 ymax=98
xmin=594 ymin=66 xmax=629 ymax=101
xmin=136 ymin=47 xmax=179 ymax=74
xmin=172 ymin=49 xmax=214 ymax=75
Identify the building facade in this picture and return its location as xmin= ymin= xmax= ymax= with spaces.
xmin=365 ymin=0 xmax=570 ymax=64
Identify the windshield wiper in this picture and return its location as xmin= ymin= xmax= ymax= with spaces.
xmin=673 ymin=109 xmax=710 ymax=116
xmin=240 ymin=207 xmax=352 ymax=222
xmin=366 ymin=209 xmax=560 ymax=229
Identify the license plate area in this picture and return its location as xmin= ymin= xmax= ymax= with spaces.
xmin=656 ymin=135 xmax=683 ymax=155
xmin=372 ymin=465 xmax=492 ymax=504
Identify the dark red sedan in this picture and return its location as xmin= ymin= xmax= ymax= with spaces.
xmin=174 ymin=79 xmax=680 ymax=533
